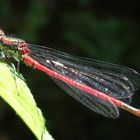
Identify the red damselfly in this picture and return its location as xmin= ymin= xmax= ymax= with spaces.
xmin=0 ymin=29 xmax=140 ymax=119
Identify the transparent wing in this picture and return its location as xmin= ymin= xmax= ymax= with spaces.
xmin=51 ymin=77 xmax=119 ymax=118
xmin=29 ymin=44 xmax=140 ymax=100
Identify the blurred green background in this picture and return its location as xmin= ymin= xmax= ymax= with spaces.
xmin=1 ymin=0 xmax=140 ymax=140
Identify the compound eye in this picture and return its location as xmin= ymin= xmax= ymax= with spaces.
xmin=0 ymin=30 xmax=5 ymax=36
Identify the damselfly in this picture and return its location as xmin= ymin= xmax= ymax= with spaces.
xmin=0 ymin=29 xmax=140 ymax=119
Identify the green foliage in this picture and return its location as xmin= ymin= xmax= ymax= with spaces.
xmin=0 ymin=61 xmax=53 ymax=140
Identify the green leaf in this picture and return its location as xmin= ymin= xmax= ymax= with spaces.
xmin=0 ymin=61 xmax=54 ymax=140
